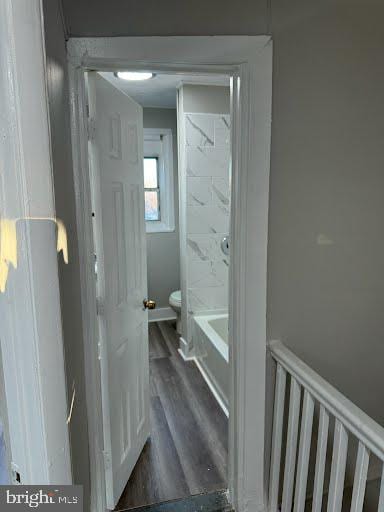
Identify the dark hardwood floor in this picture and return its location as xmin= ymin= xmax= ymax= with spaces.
xmin=115 ymin=321 xmax=228 ymax=511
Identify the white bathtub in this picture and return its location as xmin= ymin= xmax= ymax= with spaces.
xmin=193 ymin=313 xmax=229 ymax=416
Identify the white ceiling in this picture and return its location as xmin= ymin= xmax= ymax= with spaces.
xmin=99 ymin=72 xmax=230 ymax=109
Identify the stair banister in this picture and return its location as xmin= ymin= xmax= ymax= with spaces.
xmin=268 ymin=340 xmax=384 ymax=512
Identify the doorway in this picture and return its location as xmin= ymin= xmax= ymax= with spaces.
xmin=87 ymin=70 xmax=231 ymax=510
xmin=68 ymin=35 xmax=271 ymax=512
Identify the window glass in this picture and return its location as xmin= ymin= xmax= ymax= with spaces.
xmin=144 ymin=157 xmax=160 ymax=221
xmin=143 ymin=129 xmax=174 ymax=232
xmin=144 ymin=158 xmax=158 ymax=188
xmin=144 ymin=191 xmax=160 ymax=221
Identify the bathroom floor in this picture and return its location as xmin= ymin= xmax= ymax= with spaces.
xmin=115 ymin=321 xmax=228 ymax=511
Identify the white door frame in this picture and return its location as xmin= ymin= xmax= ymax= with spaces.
xmin=68 ymin=36 xmax=272 ymax=512
xmin=0 ymin=0 xmax=72 ymax=485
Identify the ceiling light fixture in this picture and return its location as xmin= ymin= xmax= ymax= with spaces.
xmin=115 ymin=71 xmax=155 ymax=81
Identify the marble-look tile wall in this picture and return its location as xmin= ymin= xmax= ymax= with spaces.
xmin=185 ymin=113 xmax=231 ymax=319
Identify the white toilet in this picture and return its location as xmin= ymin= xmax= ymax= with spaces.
xmin=169 ymin=290 xmax=182 ymax=334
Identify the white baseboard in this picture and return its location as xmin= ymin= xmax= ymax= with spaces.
xmin=148 ymin=307 xmax=177 ymax=323
xmin=177 ymin=348 xmax=195 ymax=361
xmin=177 ymin=336 xmax=195 ymax=360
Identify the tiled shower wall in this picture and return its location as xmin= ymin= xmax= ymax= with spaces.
xmin=185 ymin=113 xmax=231 ymax=324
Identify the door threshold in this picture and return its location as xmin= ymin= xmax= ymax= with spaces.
xmin=116 ymin=490 xmax=231 ymax=512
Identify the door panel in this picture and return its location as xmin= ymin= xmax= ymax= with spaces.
xmin=88 ymin=72 xmax=150 ymax=510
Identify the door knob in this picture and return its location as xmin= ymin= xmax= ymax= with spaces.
xmin=143 ymin=299 xmax=156 ymax=310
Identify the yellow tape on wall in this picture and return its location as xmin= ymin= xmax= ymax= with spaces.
xmin=0 ymin=217 xmax=68 ymax=293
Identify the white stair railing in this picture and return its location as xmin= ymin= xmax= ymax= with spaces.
xmin=268 ymin=340 xmax=384 ymax=512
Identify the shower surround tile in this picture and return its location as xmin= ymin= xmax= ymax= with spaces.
xmin=188 ymin=260 xmax=227 ymax=289
xmin=188 ymin=288 xmax=211 ymax=312
xmin=183 ymin=111 xmax=231 ymax=336
xmin=186 ymin=147 xmax=230 ymax=177
xmin=187 ymin=177 xmax=212 ymax=206
xmin=187 ymin=235 xmax=213 ymax=261
xmin=211 ymin=260 xmax=228 ymax=285
xmin=185 ymin=114 xmax=214 ymax=147
xmin=188 ymin=287 xmax=228 ymax=313
xmin=187 ymin=235 xmax=230 ymax=263
xmin=212 ymin=178 xmax=230 ymax=208
xmin=214 ymin=115 xmax=230 ymax=147
xmin=187 ymin=206 xmax=229 ymax=235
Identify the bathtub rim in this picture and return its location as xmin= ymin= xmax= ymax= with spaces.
xmin=194 ymin=313 xmax=229 ymax=363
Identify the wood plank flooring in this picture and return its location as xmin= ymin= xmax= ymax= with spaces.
xmin=115 ymin=322 xmax=228 ymax=511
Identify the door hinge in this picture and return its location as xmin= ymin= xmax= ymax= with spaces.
xmin=96 ymin=296 xmax=104 ymax=316
xmin=103 ymin=450 xmax=112 ymax=471
xmin=87 ymin=117 xmax=96 ymax=141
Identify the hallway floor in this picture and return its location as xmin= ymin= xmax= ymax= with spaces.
xmin=115 ymin=321 xmax=228 ymax=511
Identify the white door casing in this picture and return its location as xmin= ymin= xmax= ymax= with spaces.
xmin=88 ymin=73 xmax=150 ymax=509
xmin=68 ymin=36 xmax=272 ymax=512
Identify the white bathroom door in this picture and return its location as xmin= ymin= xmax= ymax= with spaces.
xmin=88 ymin=73 xmax=150 ymax=510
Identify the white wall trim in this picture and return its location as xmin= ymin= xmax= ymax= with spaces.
xmin=67 ymin=36 xmax=272 ymax=512
xmin=176 ymin=86 xmax=190 ymax=347
xmin=0 ymin=0 xmax=71 ymax=485
xmin=177 ymin=346 xmax=196 ymax=362
xmin=148 ymin=307 xmax=177 ymax=323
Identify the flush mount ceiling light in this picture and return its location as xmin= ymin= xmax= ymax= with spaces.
xmin=115 ymin=71 xmax=155 ymax=81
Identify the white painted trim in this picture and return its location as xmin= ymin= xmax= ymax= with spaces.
xmin=68 ymin=36 xmax=272 ymax=512
xmin=176 ymin=86 xmax=190 ymax=349
xmin=177 ymin=346 xmax=196 ymax=362
xmin=148 ymin=307 xmax=177 ymax=323
xmin=270 ymin=340 xmax=384 ymax=461
xmin=178 ymin=80 xmax=230 ymax=89
xmin=194 ymin=358 xmax=229 ymax=418
xmin=0 ymin=0 xmax=71 ymax=485
xmin=178 ymin=334 xmax=195 ymax=360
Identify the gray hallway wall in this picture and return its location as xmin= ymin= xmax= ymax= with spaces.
xmin=60 ymin=0 xmax=269 ymax=37
xmin=268 ymin=0 xmax=384 ymax=426
xmin=41 ymin=0 xmax=384 ymax=503
xmin=43 ymin=0 xmax=90 ymax=506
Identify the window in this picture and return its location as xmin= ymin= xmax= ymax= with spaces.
xmin=144 ymin=158 xmax=160 ymax=221
xmin=143 ymin=129 xmax=175 ymax=233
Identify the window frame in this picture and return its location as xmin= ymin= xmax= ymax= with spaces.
xmin=143 ymin=128 xmax=175 ymax=233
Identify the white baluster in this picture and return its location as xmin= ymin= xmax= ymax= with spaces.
xmin=350 ymin=441 xmax=369 ymax=512
xmin=327 ymin=420 xmax=348 ymax=512
xmin=377 ymin=464 xmax=384 ymax=512
xmin=294 ymin=390 xmax=314 ymax=512
xmin=269 ymin=363 xmax=287 ymax=512
xmin=281 ymin=376 xmax=301 ymax=512
xmin=312 ymin=405 xmax=330 ymax=512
